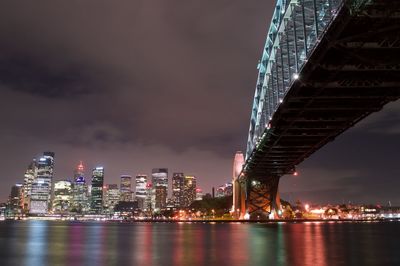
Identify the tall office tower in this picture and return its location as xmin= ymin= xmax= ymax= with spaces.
xmin=104 ymin=184 xmax=120 ymax=213
xmin=182 ymin=175 xmax=196 ymax=207
xmin=72 ymin=161 xmax=89 ymax=213
xmin=152 ymin=168 xmax=168 ymax=210
xmin=52 ymin=180 xmax=72 ymax=214
xmin=145 ymin=183 xmax=154 ymax=212
xmin=135 ymin=174 xmax=148 ymax=210
xmin=120 ymin=175 xmax=132 ymax=202
xmin=9 ymin=183 xmax=24 ymax=215
xmin=232 ymin=151 xmax=244 ymax=213
xmin=172 ymin=173 xmax=185 ymax=208
xmin=30 ymin=152 xmax=55 ymax=214
xmin=23 ymin=159 xmax=37 ymax=211
xmin=90 ymin=167 xmax=104 ymax=214
xmin=154 ymin=185 xmax=167 ymax=210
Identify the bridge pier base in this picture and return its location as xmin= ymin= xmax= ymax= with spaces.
xmin=238 ymin=176 xmax=281 ymax=220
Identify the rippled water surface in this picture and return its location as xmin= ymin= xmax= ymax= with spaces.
xmin=0 ymin=220 xmax=399 ymax=266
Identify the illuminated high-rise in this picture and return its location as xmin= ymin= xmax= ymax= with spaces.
xmin=23 ymin=159 xmax=37 ymax=211
xmin=30 ymin=152 xmax=55 ymax=214
xmin=182 ymin=175 xmax=196 ymax=207
xmin=172 ymin=173 xmax=185 ymax=208
xmin=104 ymin=184 xmax=120 ymax=213
xmin=120 ymin=175 xmax=132 ymax=202
xmin=152 ymin=168 xmax=168 ymax=210
xmin=9 ymin=183 xmax=24 ymax=216
xmin=72 ymin=161 xmax=89 ymax=213
xmin=135 ymin=174 xmax=147 ymax=210
xmin=53 ymin=180 xmax=73 ymax=214
xmin=154 ymin=185 xmax=167 ymax=210
xmin=90 ymin=167 xmax=104 ymax=214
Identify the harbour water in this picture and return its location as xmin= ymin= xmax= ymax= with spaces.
xmin=0 ymin=220 xmax=399 ymax=266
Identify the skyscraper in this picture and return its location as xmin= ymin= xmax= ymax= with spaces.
xmin=120 ymin=175 xmax=132 ymax=202
xmin=232 ymin=151 xmax=244 ymax=213
xmin=53 ymin=180 xmax=72 ymax=214
xmin=154 ymin=185 xmax=167 ymax=210
xmin=182 ymin=175 xmax=196 ymax=207
xmin=30 ymin=152 xmax=55 ymax=214
xmin=8 ymin=183 xmax=24 ymax=216
xmin=90 ymin=167 xmax=104 ymax=214
xmin=135 ymin=174 xmax=147 ymax=210
xmin=172 ymin=173 xmax=185 ymax=208
xmin=104 ymin=184 xmax=120 ymax=213
xmin=152 ymin=168 xmax=168 ymax=210
xmin=72 ymin=161 xmax=89 ymax=213
xmin=23 ymin=159 xmax=37 ymax=211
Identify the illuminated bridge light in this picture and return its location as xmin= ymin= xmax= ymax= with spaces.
xmin=292 ymin=73 xmax=299 ymax=80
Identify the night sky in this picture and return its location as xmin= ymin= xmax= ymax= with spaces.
xmin=0 ymin=1 xmax=399 ymax=205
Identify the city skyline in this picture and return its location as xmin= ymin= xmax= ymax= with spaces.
xmin=0 ymin=0 xmax=399 ymax=205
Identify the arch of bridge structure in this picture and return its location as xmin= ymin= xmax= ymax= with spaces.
xmin=239 ymin=0 xmax=400 ymax=220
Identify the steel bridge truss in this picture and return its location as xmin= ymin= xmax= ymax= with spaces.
xmin=239 ymin=0 xmax=400 ymax=218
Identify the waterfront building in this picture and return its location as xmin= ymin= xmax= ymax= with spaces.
xmin=216 ymin=183 xmax=233 ymax=198
xmin=225 ymin=182 xmax=233 ymax=196
xmin=8 ymin=183 xmax=24 ymax=215
xmin=120 ymin=175 xmax=132 ymax=202
xmin=30 ymin=152 xmax=55 ymax=214
xmin=104 ymin=184 xmax=120 ymax=213
xmin=154 ymin=185 xmax=167 ymax=210
xmin=90 ymin=167 xmax=104 ymax=214
xmin=72 ymin=161 xmax=89 ymax=213
xmin=145 ymin=183 xmax=154 ymax=212
xmin=152 ymin=168 xmax=168 ymax=210
xmin=53 ymin=180 xmax=73 ymax=214
xmin=23 ymin=159 xmax=37 ymax=211
xmin=172 ymin=173 xmax=185 ymax=208
xmin=182 ymin=175 xmax=196 ymax=207
xmin=135 ymin=174 xmax=147 ymax=210
xmin=195 ymin=188 xmax=203 ymax=201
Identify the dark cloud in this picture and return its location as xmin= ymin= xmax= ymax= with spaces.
xmin=0 ymin=54 xmax=103 ymax=98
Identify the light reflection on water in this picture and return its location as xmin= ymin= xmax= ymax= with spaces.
xmin=0 ymin=221 xmax=399 ymax=266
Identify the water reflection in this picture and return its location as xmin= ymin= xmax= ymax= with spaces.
xmin=25 ymin=221 xmax=48 ymax=266
xmin=0 ymin=221 xmax=399 ymax=266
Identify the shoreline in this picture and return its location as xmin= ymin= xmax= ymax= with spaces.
xmin=2 ymin=217 xmax=400 ymax=224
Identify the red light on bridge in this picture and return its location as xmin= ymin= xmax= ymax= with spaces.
xmin=293 ymin=171 xmax=298 ymax=176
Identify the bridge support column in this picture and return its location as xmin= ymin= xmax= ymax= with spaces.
xmin=240 ymin=177 xmax=281 ymax=220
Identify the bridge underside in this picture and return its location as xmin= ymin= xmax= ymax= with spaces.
xmin=240 ymin=0 xmax=400 ymax=219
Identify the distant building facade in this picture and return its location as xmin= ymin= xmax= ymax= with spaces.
xmin=120 ymin=175 xmax=132 ymax=202
xmin=152 ymin=168 xmax=168 ymax=210
xmin=90 ymin=167 xmax=104 ymax=214
xmin=104 ymin=184 xmax=120 ymax=213
xmin=23 ymin=160 xmax=37 ymax=211
xmin=72 ymin=161 xmax=89 ymax=213
xmin=53 ymin=180 xmax=73 ymax=214
xmin=172 ymin=173 xmax=185 ymax=208
xmin=135 ymin=174 xmax=147 ymax=210
xmin=182 ymin=175 xmax=196 ymax=207
xmin=8 ymin=183 xmax=24 ymax=215
xmin=30 ymin=152 xmax=55 ymax=214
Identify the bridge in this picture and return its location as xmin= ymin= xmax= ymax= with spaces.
xmin=234 ymin=0 xmax=400 ymax=219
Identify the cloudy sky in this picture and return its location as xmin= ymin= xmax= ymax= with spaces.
xmin=0 ymin=0 xmax=399 ymax=205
